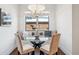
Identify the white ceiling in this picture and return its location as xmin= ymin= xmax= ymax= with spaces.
xmin=18 ymin=4 xmax=56 ymax=12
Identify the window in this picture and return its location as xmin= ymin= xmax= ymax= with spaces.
xmin=38 ymin=16 xmax=49 ymax=30
xmin=25 ymin=16 xmax=37 ymax=30
xmin=25 ymin=15 xmax=49 ymax=31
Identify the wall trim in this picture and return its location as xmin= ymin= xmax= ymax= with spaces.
xmin=59 ymin=44 xmax=72 ymax=55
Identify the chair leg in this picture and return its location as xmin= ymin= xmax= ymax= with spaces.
xmin=31 ymin=51 xmax=34 ymax=55
xmin=29 ymin=52 xmax=32 ymax=55
xmin=40 ymin=51 xmax=44 ymax=55
xmin=18 ymin=51 xmax=20 ymax=55
xmin=56 ymin=52 xmax=58 ymax=55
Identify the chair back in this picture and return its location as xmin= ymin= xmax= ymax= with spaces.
xmin=15 ymin=32 xmax=23 ymax=54
xmin=49 ymin=33 xmax=60 ymax=55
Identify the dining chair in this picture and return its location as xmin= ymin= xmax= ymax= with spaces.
xmin=15 ymin=32 xmax=34 ymax=55
xmin=40 ymin=32 xmax=60 ymax=55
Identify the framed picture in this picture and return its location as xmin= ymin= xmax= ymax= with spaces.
xmin=0 ymin=8 xmax=1 ymax=26
xmin=0 ymin=8 xmax=12 ymax=26
xmin=2 ymin=15 xmax=11 ymax=25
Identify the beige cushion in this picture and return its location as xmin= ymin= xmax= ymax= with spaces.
xmin=41 ymin=44 xmax=50 ymax=51
xmin=23 ymin=44 xmax=34 ymax=51
xmin=40 ymin=44 xmax=50 ymax=54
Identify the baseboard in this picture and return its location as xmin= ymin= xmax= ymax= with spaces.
xmin=9 ymin=47 xmax=17 ymax=55
xmin=59 ymin=45 xmax=72 ymax=55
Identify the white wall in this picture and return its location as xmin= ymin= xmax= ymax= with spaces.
xmin=0 ymin=4 xmax=73 ymax=55
xmin=18 ymin=4 xmax=56 ymax=31
xmin=0 ymin=4 xmax=18 ymax=54
xmin=56 ymin=4 xmax=72 ymax=55
xmin=72 ymin=4 xmax=79 ymax=55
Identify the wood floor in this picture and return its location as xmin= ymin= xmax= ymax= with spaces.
xmin=10 ymin=48 xmax=65 ymax=55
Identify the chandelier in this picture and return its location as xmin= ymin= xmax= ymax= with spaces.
xmin=25 ymin=4 xmax=50 ymax=17
xmin=28 ymin=5 xmax=45 ymax=16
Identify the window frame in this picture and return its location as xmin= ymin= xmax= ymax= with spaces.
xmin=25 ymin=15 xmax=49 ymax=31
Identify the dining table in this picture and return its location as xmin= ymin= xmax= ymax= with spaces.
xmin=23 ymin=35 xmax=50 ymax=55
xmin=30 ymin=35 xmax=45 ymax=55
